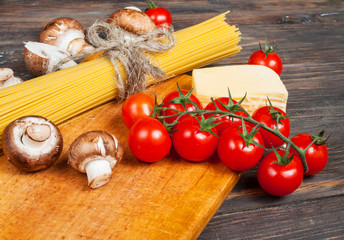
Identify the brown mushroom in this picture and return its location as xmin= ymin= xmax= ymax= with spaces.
xmin=24 ymin=41 xmax=77 ymax=76
xmin=68 ymin=130 xmax=123 ymax=189
xmin=0 ymin=68 xmax=23 ymax=89
xmin=107 ymin=8 xmax=156 ymax=35
xmin=2 ymin=115 xmax=63 ymax=172
xmin=39 ymin=17 xmax=94 ymax=56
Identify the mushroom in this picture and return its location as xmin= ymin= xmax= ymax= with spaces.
xmin=39 ymin=17 xmax=94 ymax=56
xmin=2 ymin=115 xmax=63 ymax=172
xmin=0 ymin=68 xmax=24 ymax=89
xmin=68 ymin=130 xmax=123 ymax=189
xmin=124 ymin=6 xmax=142 ymax=12
xmin=107 ymin=8 xmax=156 ymax=35
xmin=24 ymin=41 xmax=77 ymax=76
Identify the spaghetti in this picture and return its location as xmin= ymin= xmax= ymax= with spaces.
xmin=0 ymin=12 xmax=241 ymax=147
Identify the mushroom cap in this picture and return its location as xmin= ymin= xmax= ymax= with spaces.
xmin=0 ymin=68 xmax=14 ymax=83
xmin=0 ymin=76 xmax=24 ymax=89
xmin=0 ymin=68 xmax=23 ymax=89
xmin=107 ymin=9 xmax=156 ymax=35
xmin=39 ymin=17 xmax=86 ymax=47
xmin=2 ymin=115 xmax=63 ymax=172
xmin=24 ymin=44 xmax=50 ymax=76
xmin=24 ymin=41 xmax=77 ymax=76
xmin=68 ymin=130 xmax=123 ymax=173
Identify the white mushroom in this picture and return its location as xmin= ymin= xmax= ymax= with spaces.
xmin=68 ymin=130 xmax=123 ymax=189
xmin=107 ymin=8 xmax=156 ymax=35
xmin=0 ymin=68 xmax=24 ymax=89
xmin=39 ymin=17 xmax=94 ymax=56
xmin=2 ymin=115 xmax=63 ymax=172
xmin=24 ymin=41 xmax=77 ymax=76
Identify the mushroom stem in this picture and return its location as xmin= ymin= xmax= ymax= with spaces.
xmin=21 ymin=123 xmax=52 ymax=149
xmin=21 ymin=134 xmax=48 ymax=149
xmin=86 ymin=159 xmax=112 ymax=189
xmin=56 ymin=29 xmax=85 ymax=52
xmin=68 ymin=38 xmax=94 ymax=56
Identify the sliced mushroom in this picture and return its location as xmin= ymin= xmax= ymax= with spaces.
xmin=24 ymin=41 xmax=77 ymax=76
xmin=0 ymin=68 xmax=24 ymax=89
xmin=68 ymin=130 xmax=123 ymax=189
xmin=39 ymin=17 xmax=94 ymax=56
xmin=2 ymin=115 xmax=63 ymax=172
xmin=107 ymin=9 xmax=156 ymax=35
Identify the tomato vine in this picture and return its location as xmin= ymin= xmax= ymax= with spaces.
xmin=151 ymin=87 xmax=329 ymax=173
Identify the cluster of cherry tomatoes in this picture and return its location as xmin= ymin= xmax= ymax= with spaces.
xmin=121 ymin=87 xmax=329 ymax=197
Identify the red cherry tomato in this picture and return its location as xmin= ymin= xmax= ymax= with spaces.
xmin=257 ymin=150 xmax=304 ymax=196
xmin=252 ymin=106 xmax=290 ymax=148
xmin=122 ymin=93 xmax=155 ymax=128
xmin=161 ymin=90 xmax=202 ymax=124
xmin=172 ymin=117 xmax=218 ymax=162
xmin=217 ymin=125 xmax=265 ymax=172
xmin=248 ymin=42 xmax=283 ymax=75
xmin=291 ymin=133 xmax=328 ymax=175
xmin=145 ymin=1 xmax=172 ymax=28
xmin=128 ymin=117 xmax=171 ymax=162
xmin=205 ymin=97 xmax=248 ymax=136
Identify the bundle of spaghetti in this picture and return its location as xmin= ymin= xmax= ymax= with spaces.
xmin=0 ymin=11 xmax=241 ymax=147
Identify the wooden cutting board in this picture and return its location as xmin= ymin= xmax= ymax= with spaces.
xmin=0 ymin=75 xmax=241 ymax=240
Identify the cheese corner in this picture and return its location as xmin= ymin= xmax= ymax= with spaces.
xmin=191 ymin=65 xmax=288 ymax=114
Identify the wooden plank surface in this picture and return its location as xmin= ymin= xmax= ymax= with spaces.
xmin=0 ymin=0 xmax=344 ymax=239
xmin=197 ymin=1 xmax=344 ymax=239
xmin=0 ymin=75 xmax=241 ymax=240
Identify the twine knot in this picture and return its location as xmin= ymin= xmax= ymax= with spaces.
xmin=54 ymin=20 xmax=176 ymax=100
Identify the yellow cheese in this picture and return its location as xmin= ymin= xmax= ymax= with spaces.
xmin=192 ymin=65 xmax=288 ymax=114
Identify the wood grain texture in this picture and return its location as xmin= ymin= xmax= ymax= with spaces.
xmin=200 ymin=195 xmax=344 ymax=240
xmin=199 ymin=0 xmax=344 ymax=239
xmin=0 ymin=0 xmax=343 ymax=239
xmin=0 ymin=75 xmax=241 ymax=240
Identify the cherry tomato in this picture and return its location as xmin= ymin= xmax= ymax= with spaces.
xmin=217 ymin=124 xmax=265 ymax=172
xmin=290 ymin=133 xmax=328 ymax=175
xmin=122 ymin=93 xmax=155 ymax=128
xmin=172 ymin=117 xmax=218 ymax=161
xmin=257 ymin=150 xmax=304 ymax=196
xmin=128 ymin=117 xmax=171 ymax=162
xmin=252 ymin=106 xmax=290 ymax=148
xmin=161 ymin=89 xmax=202 ymax=124
xmin=248 ymin=42 xmax=283 ymax=75
xmin=205 ymin=97 xmax=248 ymax=136
xmin=145 ymin=1 xmax=172 ymax=29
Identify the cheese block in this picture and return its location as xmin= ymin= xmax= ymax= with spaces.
xmin=192 ymin=65 xmax=288 ymax=114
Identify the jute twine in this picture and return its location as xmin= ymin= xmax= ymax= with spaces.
xmin=53 ymin=21 xmax=176 ymax=100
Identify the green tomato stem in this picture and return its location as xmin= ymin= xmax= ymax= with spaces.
xmin=155 ymin=106 xmax=309 ymax=172
xmin=217 ymin=111 xmax=308 ymax=172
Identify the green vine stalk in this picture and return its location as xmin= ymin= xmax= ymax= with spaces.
xmin=152 ymin=88 xmax=317 ymax=173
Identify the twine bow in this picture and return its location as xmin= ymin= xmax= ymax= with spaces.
xmin=54 ymin=21 xmax=176 ymax=100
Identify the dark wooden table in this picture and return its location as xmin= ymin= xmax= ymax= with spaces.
xmin=1 ymin=0 xmax=343 ymax=239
